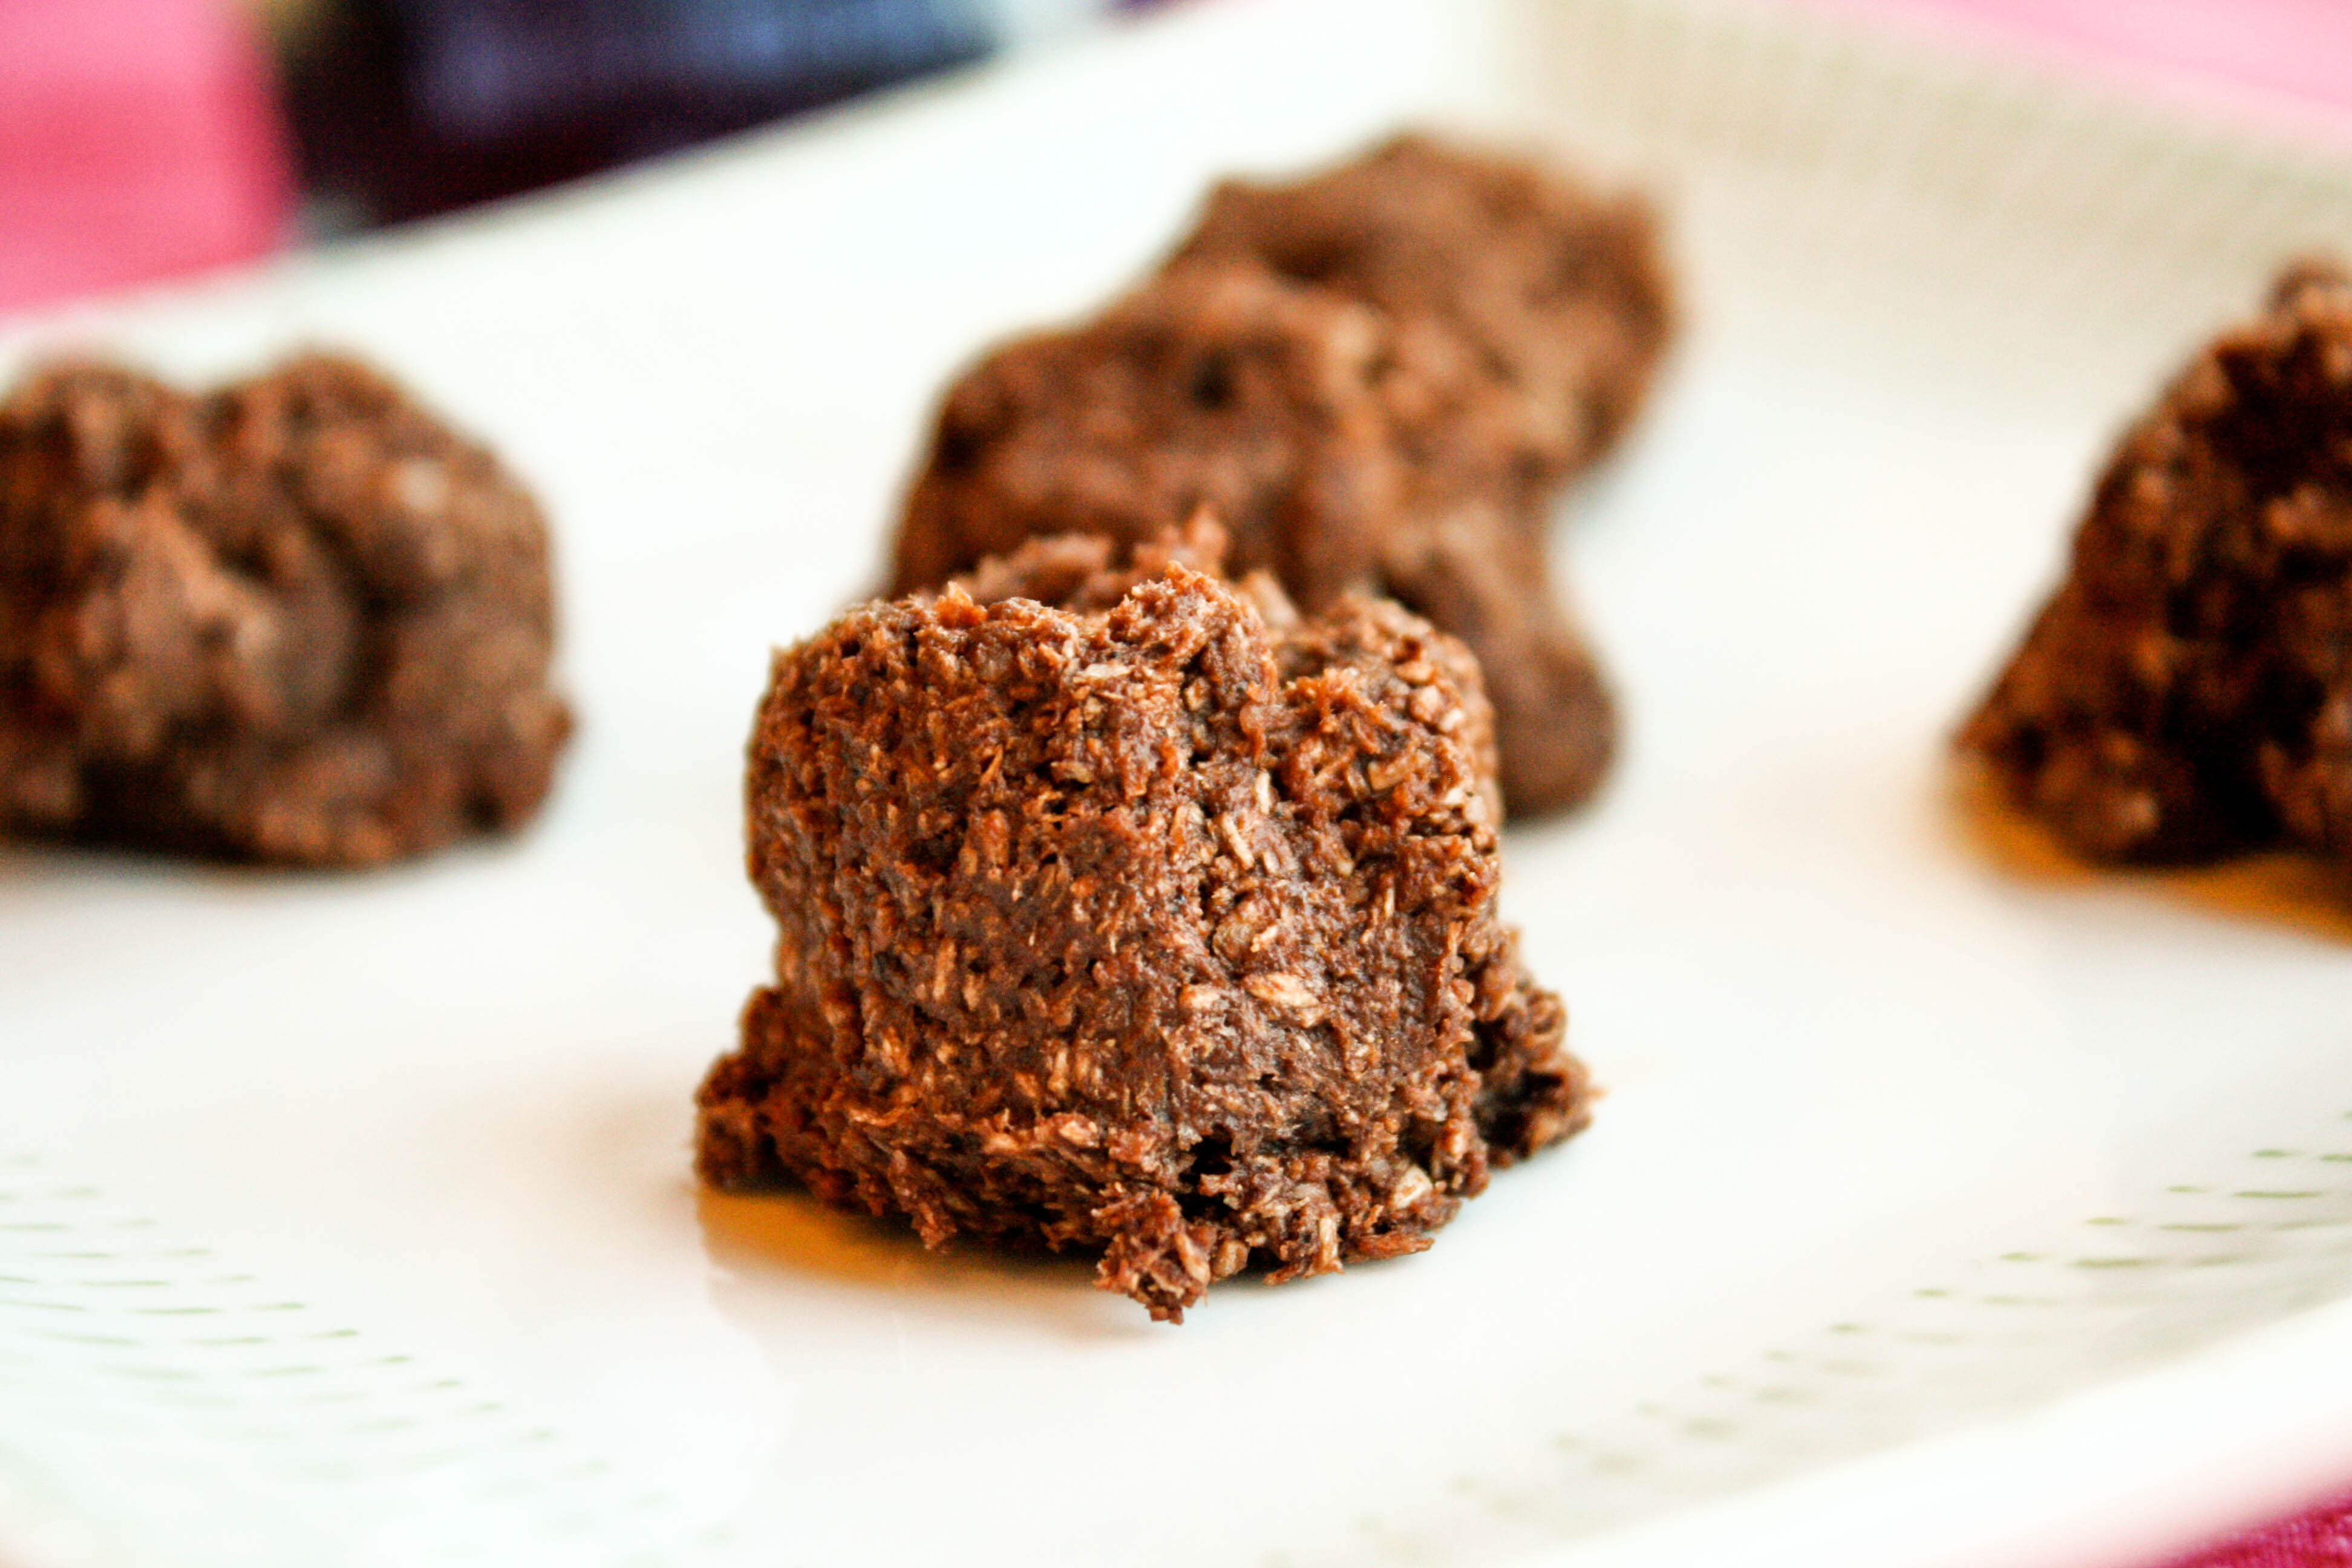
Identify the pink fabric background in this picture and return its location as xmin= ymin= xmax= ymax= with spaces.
xmin=4 ymin=0 xmax=2352 ymax=1561
xmin=0 ymin=0 xmax=291 ymax=315
xmin=1824 ymin=0 xmax=2352 ymax=126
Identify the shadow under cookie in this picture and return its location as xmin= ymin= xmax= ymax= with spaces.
xmin=697 ymin=1184 xmax=1099 ymax=1297
xmin=1949 ymin=760 xmax=2352 ymax=946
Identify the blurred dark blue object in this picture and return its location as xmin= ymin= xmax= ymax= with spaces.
xmin=406 ymin=0 xmax=987 ymax=143
xmin=286 ymin=0 xmax=1116 ymax=227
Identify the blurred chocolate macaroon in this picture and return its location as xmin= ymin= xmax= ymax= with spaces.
xmin=700 ymin=526 xmax=1590 ymax=1322
xmin=0 ymin=351 xmax=571 ymax=866
xmin=1962 ymin=262 xmax=2352 ymax=868
xmin=1169 ymin=131 xmax=1674 ymax=491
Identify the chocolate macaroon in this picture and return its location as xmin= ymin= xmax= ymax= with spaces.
xmin=698 ymin=527 xmax=1592 ymax=1322
xmin=1962 ymin=262 xmax=2352 ymax=866
xmin=0 ymin=352 xmax=571 ymax=867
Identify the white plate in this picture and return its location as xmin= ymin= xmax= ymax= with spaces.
xmin=7 ymin=1 xmax=2352 ymax=1564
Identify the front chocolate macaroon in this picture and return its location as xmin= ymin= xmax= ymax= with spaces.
xmin=697 ymin=532 xmax=1592 ymax=1321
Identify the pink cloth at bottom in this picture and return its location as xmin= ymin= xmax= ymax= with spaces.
xmin=2161 ymin=1485 xmax=2352 ymax=1568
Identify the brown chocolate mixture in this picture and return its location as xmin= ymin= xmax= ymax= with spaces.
xmin=0 ymin=353 xmax=571 ymax=867
xmin=698 ymin=529 xmax=1592 ymax=1321
xmin=1962 ymin=263 xmax=2352 ymax=865
xmin=890 ymin=132 xmax=1671 ymax=821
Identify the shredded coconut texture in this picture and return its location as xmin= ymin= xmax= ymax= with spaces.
xmin=698 ymin=529 xmax=1590 ymax=1321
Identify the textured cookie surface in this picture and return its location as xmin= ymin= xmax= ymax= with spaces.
xmin=697 ymin=534 xmax=1591 ymax=1321
xmin=0 ymin=353 xmax=570 ymax=866
xmin=1961 ymin=263 xmax=2352 ymax=864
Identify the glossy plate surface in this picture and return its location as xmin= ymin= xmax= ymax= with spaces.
xmin=7 ymin=1 xmax=2352 ymax=1564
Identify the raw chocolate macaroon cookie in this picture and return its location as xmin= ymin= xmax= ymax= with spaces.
xmin=698 ymin=530 xmax=1592 ymax=1321
xmin=1962 ymin=261 xmax=2352 ymax=866
xmin=0 ymin=352 xmax=571 ymax=866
